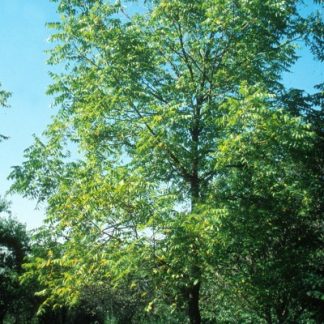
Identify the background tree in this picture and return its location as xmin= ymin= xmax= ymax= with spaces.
xmin=0 ymin=215 xmax=38 ymax=323
xmin=21 ymin=225 xmax=155 ymax=323
xmin=206 ymin=85 xmax=323 ymax=322
xmin=10 ymin=0 xmax=323 ymax=323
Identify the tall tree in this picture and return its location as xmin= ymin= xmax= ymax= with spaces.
xmin=10 ymin=0 xmax=323 ymax=322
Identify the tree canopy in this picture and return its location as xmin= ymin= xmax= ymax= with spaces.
xmin=9 ymin=0 xmax=323 ymax=323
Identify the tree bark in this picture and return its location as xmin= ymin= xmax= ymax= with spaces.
xmin=188 ymin=283 xmax=201 ymax=324
xmin=188 ymin=170 xmax=202 ymax=323
xmin=187 ymin=97 xmax=202 ymax=324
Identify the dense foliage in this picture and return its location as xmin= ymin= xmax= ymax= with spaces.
xmin=0 ymin=214 xmax=36 ymax=323
xmin=7 ymin=0 xmax=324 ymax=323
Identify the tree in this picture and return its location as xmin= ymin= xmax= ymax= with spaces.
xmin=0 ymin=215 xmax=36 ymax=323
xmin=10 ymin=0 xmax=323 ymax=322
xmin=20 ymin=227 xmax=108 ymax=324
xmin=206 ymin=86 xmax=323 ymax=322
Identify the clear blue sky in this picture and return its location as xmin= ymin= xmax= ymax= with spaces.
xmin=0 ymin=0 xmax=58 ymax=228
xmin=0 ymin=1 xmax=322 ymax=229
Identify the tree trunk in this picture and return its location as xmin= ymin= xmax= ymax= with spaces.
xmin=188 ymin=176 xmax=201 ymax=323
xmin=188 ymin=97 xmax=202 ymax=323
xmin=188 ymin=283 xmax=201 ymax=324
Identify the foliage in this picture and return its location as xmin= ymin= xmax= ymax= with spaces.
xmin=0 ymin=83 xmax=10 ymax=141
xmin=10 ymin=0 xmax=324 ymax=323
xmin=207 ymin=86 xmax=323 ymax=322
xmin=0 ymin=216 xmax=39 ymax=323
xmin=0 ymin=83 xmax=10 ymax=108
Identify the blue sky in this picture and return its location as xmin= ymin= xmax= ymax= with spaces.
xmin=0 ymin=0 xmax=322 ymax=229
xmin=0 ymin=0 xmax=58 ymax=228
